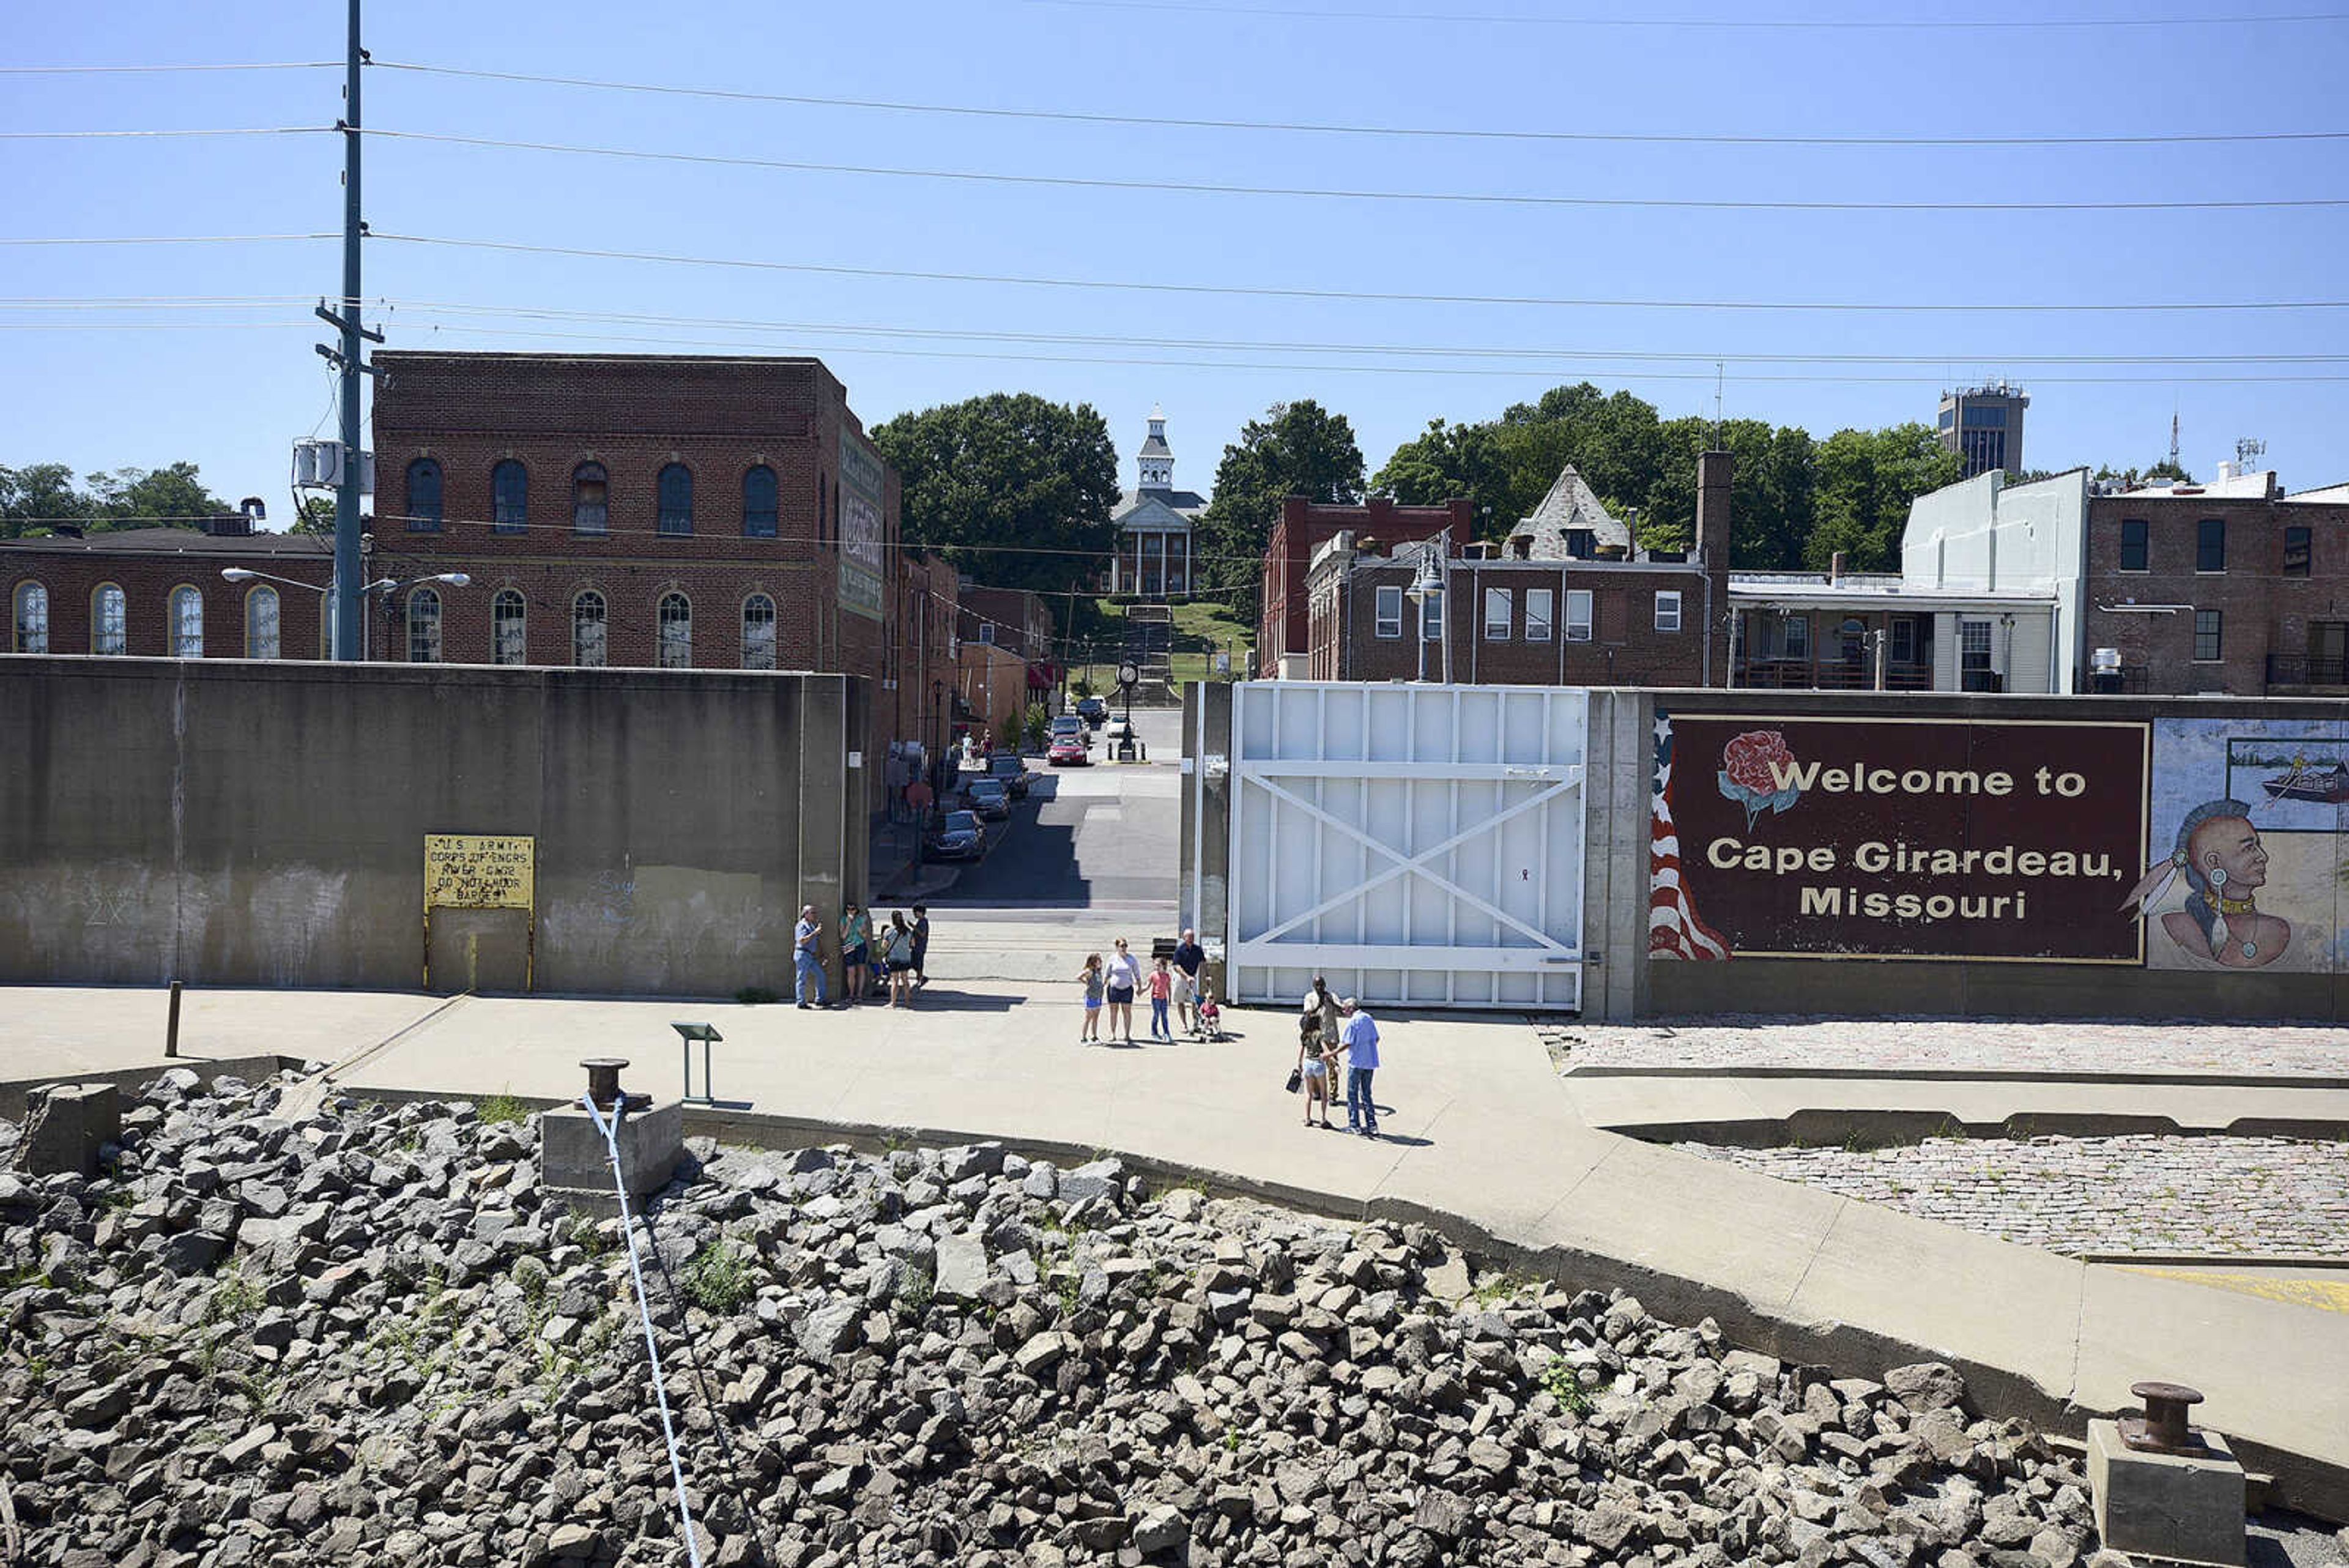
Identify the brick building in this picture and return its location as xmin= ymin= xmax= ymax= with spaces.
xmin=4 ymin=513 xmax=332 ymax=661
xmin=1305 ymin=454 xmax=1733 ymax=686
xmin=367 ymin=351 xmax=927 ymax=797
xmin=1260 ymin=496 xmax=1471 ymax=677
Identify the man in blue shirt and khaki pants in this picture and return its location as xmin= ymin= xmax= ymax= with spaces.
xmin=1338 ymin=998 xmax=1381 ymax=1139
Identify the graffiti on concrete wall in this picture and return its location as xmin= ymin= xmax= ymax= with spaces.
xmin=2131 ymin=718 xmax=2348 ymax=972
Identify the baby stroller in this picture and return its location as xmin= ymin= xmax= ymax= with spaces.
xmin=1194 ymin=987 xmax=1227 ymax=1042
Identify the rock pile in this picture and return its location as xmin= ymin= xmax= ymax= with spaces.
xmin=2 ymin=1071 xmax=2124 ymax=1568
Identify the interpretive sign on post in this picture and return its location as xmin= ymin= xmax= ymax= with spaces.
xmin=423 ymin=834 xmax=536 ymax=990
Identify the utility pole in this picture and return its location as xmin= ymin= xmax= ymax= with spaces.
xmin=317 ymin=0 xmax=380 ymax=660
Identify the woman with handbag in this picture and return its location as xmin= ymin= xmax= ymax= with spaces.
xmin=1294 ymin=1013 xmax=1336 ymax=1129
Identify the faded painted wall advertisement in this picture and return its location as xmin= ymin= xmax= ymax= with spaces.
xmin=837 ymin=427 xmax=886 ymax=622
xmin=1650 ymin=712 xmax=2150 ymax=962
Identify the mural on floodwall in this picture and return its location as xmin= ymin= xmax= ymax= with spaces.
xmin=1651 ymin=707 xmax=2349 ymax=973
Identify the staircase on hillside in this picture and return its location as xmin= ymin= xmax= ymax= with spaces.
xmin=1121 ymin=604 xmax=1177 ymax=704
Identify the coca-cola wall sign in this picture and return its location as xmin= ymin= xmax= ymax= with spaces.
xmin=1649 ymin=711 xmax=2150 ymax=963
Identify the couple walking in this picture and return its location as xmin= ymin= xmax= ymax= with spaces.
xmin=1296 ymin=977 xmax=1382 ymax=1137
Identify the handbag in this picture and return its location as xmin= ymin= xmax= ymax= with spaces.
xmin=1284 ymin=1067 xmax=1303 ymax=1094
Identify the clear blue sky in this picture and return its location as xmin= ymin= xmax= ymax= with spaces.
xmin=6 ymin=0 xmax=2347 ymax=518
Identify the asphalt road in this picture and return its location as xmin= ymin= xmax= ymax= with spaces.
xmin=934 ymin=704 xmax=1184 ymax=910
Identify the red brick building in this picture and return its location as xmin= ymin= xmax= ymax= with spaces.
xmin=1260 ymin=496 xmax=1471 ymax=676
xmin=4 ymin=515 xmax=331 ymax=661
xmin=1305 ymin=453 xmax=1734 ymax=687
xmin=2082 ymin=475 xmax=2349 ymax=694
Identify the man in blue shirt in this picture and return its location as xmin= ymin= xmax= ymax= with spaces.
xmin=793 ymin=904 xmax=826 ymax=1009
xmin=1338 ymin=998 xmax=1381 ymax=1138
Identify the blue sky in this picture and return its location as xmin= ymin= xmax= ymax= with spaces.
xmin=6 ymin=0 xmax=2347 ymax=518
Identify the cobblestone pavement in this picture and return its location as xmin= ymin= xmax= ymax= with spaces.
xmin=1674 ymin=1133 xmax=2349 ymax=1258
xmin=1547 ymin=1016 xmax=2349 ymax=1077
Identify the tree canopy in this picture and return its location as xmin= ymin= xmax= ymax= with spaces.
xmin=870 ymin=393 xmax=1121 ymax=598
xmin=1 ymin=459 xmax=234 ymax=540
xmin=1373 ymin=385 xmax=1957 ymax=573
xmin=1195 ymin=399 xmax=1366 ymax=620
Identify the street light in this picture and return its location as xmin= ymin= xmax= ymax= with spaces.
xmin=225 ymin=567 xmax=469 ymax=659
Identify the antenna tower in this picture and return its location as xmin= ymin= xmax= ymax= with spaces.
xmin=2235 ymin=436 xmax=2266 ymax=471
xmin=2169 ymin=409 xmax=2180 ymax=470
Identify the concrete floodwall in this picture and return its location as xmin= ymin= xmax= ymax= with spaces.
xmin=0 ymin=656 xmax=867 ymax=998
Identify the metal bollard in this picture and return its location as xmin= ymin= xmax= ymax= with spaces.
xmin=165 ymin=978 xmax=183 ymax=1059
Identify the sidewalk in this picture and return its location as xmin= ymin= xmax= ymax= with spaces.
xmin=3 ymin=982 xmax=2344 ymax=1517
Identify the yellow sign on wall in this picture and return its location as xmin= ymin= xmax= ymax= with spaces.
xmin=423 ymin=834 xmax=536 ymax=991
xmin=424 ymin=834 xmax=535 ymax=911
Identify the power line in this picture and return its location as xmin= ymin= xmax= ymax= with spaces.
xmin=0 ymin=61 xmax=336 ymax=75
xmin=363 ymin=127 xmax=2349 ymax=214
xmin=368 ymin=59 xmax=2349 ymax=149
xmin=373 ymin=231 xmax=2349 ymax=315
xmin=1023 ymin=0 xmax=2349 ymax=30
xmin=0 ymin=127 xmax=328 ymax=140
xmin=0 ymin=233 xmax=335 ymax=247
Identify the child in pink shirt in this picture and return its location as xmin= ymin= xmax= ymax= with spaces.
xmin=1148 ymin=956 xmax=1174 ymax=1041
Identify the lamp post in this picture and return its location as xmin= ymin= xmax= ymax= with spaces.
xmin=1405 ymin=544 xmax=1443 ymax=682
xmin=231 ymin=567 xmax=470 ymax=660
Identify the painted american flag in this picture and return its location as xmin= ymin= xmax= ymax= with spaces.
xmin=1649 ymin=709 xmax=1730 ymax=960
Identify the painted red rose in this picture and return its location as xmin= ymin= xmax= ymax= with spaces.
xmin=1721 ymin=730 xmax=1795 ymax=795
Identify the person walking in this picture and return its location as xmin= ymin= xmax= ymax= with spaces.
xmin=1077 ymin=953 xmax=1106 ymax=1042
xmin=1147 ymin=955 xmax=1174 ymax=1041
xmin=793 ymin=904 xmax=826 ymax=1009
xmin=883 ymin=910 xmax=917 ymax=1008
xmin=1338 ymin=998 xmax=1381 ymax=1138
xmin=840 ymin=902 xmax=874 ymax=1002
xmin=1302 ymin=975 xmax=1341 ymax=1053
xmin=910 ymin=904 xmax=931 ymax=989
xmin=1171 ymin=927 xmax=1206 ymax=1035
xmin=1296 ymin=1013 xmax=1337 ymax=1129
xmin=1103 ymin=937 xmax=1142 ymax=1044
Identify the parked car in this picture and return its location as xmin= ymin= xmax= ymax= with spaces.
xmin=1048 ymin=735 xmax=1089 ymax=767
xmin=1048 ymin=715 xmax=1085 ymax=743
xmin=963 ymin=777 xmax=1012 ymax=821
xmin=1075 ymin=696 xmax=1108 ymax=727
xmin=988 ymin=752 xmax=1035 ymax=798
xmin=927 ymin=809 xmax=984 ymax=861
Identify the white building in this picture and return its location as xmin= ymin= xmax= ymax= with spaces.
xmin=1107 ymin=407 xmax=1205 ymax=599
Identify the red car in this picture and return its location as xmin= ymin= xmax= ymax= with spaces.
xmin=1048 ymin=736 xmax=1089 ymax=767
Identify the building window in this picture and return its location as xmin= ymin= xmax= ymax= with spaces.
xmin=1483 ymin=587 xmax=1512 ymax=641
xmin=406 ymin=587 xmax=443 ymax=663
xmin=244 ymin=585 xmax=280 ymax=659
xmin=1770 ymin=612 xmax=1809 ymax=661
xmin=2196 ymin=517 xmax=2225 ymax=573
xmin=1525 ymin=587 xmax=1553 ymax=642
xmin=11 ymin=581 xmax=48 ymax=653
xmin=742 ymin=465 xmax=777 ymax=538
xmin=492 ymin=460 xmax=528 ymax=533
xmin=657 ymin=464 xmax=693 ymax=537
xmin=2194 ymin=609 xmax=2222 ymax=662
xmin=2285 ymin=526 xmax=2312 ymax=578
xmin=573 ymin=590 xmax=608 ymax=667
xmin=573 ymin=463 xmax=608 ymax=536
xmin=657 ymin=592 xmax=692 ymax=669
xmin=2118 ymin=518 xmax=2149 ymax=572
xmin=92 ymin=584 xmax=126 ymax=655
xmin=1375 ymin=585 xmax=1403 ymax=639
xmin=743 ymin=593 xmax=777 ymax=669
xmin=1421 ymin=590 xmax=1442 ymax=641
xmin=405 ymin=458 xmax=442 ymax=532
xmin=1565 ymin=529 xmax=1595 ymax=559
xmin=168 ymin=585 xmax=204 ymax=657
xmin=1655 ymin=590 xmax=1683 ymax=633
xmin=1890 ymin=617 xmax=1918 ymax=667
xmin=978 ymin=623 xmax=996 ymax=646
xmin=492 ymin=589 xmax=526 ymax=665
xmin=1565 ymin=589 xmax=1594 ymax=642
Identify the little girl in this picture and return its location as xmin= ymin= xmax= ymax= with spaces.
xmin=1077 ymin=953 xmax=1105 ymax=1043
xmin=1147 ymin=955 xmax=1174 ymax=1041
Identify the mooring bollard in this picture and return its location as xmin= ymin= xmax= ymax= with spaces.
xmin=165 ymin=978 xmax=183 ymax=1060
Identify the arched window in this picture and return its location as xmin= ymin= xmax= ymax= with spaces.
xmin=92 ymin=584 xmax=126 ymax=655
xmin=492 ymin=589 xmax=527 ymax=665
xmin=742 ymin=593 xmax=777 ymax=669
xmin=657 ymin=464 xmax=693 ymax=537
xmin=573 ymin=462 xmax=608 ymax=535
xmin=406 ymin=458 xmax=443 ymax=532
xmin=741 ymin=465 xmax=777 ymax=538
xmin=407 ymin=587 xmax=443 ymax=663
xmin=168 ymin=585 xmax=204 ymax=657
xmin=492 ymin=459 xmax=529 ymax=533
xmin=244 ymin=585 xmax=281 ymax=660
xmin=657 ymin=592 xmax=692 ymax=668
xmin=10 ymin=581 xmax=48 ymax=653
xmin=573 ymin=590 xmax=608 ymax=667
xmin=1838 ymin=617 xmax=1868 ymax=667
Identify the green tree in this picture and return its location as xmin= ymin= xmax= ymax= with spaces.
xmin=289 ymin=495 xmax=336 ymax=535
xmin=1805 ymin=424 xmax=1961 ymax=573
xmin=871 ymin=394 xmax=1121 ymax=597
xmin=1197 ymin=400 xmax=1365 ymax=622
xmin=85 ymin=461 xmax=231 ymax=525
xmin=0 ymin=463 xmax=93 ymax=539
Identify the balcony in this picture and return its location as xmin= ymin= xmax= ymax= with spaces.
xmin=1733 ymin=658 xmax=1935 ymax=692
xmin=2266 ymin=654 xmax=2349 ymax=692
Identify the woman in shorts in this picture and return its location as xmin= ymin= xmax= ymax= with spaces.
xmin=1296 ymin=1013 xmax=1336 ymax=1128
xmin=1103 ymin=937 xmax=1142 ymax=1044
xmin=839 ymin=903 xmax=873 ymax=1001
xmin=884 ymin=910 xmax=917 ymax=1008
